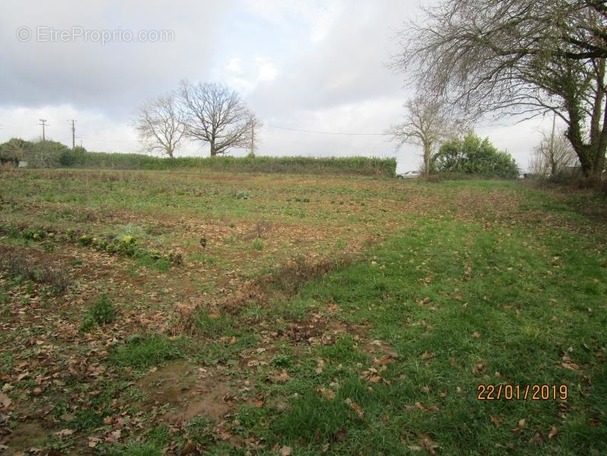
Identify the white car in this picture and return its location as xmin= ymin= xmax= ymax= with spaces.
xmin=396 ymin=170 xmax=420 ymax=179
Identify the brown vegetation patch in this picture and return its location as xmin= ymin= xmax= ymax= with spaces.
xmin=138 ymin=361 xmax=234 ymax=423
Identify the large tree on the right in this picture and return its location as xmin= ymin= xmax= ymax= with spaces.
xmin=393 ymin=0 xmax=607 ymax=179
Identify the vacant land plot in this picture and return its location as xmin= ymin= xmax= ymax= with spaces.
xmin=0 ymin=169 xmax=605 ymax=455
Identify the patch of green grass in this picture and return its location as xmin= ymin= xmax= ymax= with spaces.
xmin=195 ymin=312 xmax=238 ymax=338
xmin=69 ymin=408 xmax=106 ymax=431
xmin=101 ymin=441 xmax=163 ymax=456
xmin=232 ymin=216 xmax=607 ymax=455
xmin=111 ymin=334 xmax=186 ymax=369
xmin=134 ymin=255 xmax=172 ymax=272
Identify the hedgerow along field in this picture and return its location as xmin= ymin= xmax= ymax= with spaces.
xmin=0 ymin=168 xmax=605 ymax=455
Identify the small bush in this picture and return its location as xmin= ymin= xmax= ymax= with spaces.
xmin=81 ymin=294 xmax=117 ymax=331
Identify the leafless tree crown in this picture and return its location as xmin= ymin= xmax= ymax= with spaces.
xmin=386 ymin=94 xmax=462 ymax=175
xmin=179 ymin=81 xmax=256 ymax=156
xmin=530 ymin=128 xmax=579 ymax=176
xmin=135 ymin=92 xmax=185 ymax=159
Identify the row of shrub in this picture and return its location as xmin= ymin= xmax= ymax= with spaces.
xmin=1 ymin=224 xmax=182 ymax=265
xmin=0 ymin=138 xmax=397 ymax=177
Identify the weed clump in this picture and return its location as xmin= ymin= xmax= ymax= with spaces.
xmin=81 ymin=294 xmax=117 ymax=332
xmin=0 ymin=252 xmax=69 ymax=294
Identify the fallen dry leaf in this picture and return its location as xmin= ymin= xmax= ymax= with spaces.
xmin=472 ymin=362 xmax=486 ymax=374
xmin=420 ymin=435 xmax=440 ymax=455
xmin=279 ymin=445 xmax=293 ymax=456
xmin=472 ymin=331 xmax=481 ymax=339
xmin=0 ymin=392 xmax=11 ymax=409
xmin=181 ymin=441 xmax=197 ymax=455
xmin=315 ymin=358 xmax=325 ymax=374
xmin=374 ymin=355 xmax=394 ymax=366
xmin=548 ymin=425 xmax=558 ymax=439
xmin=561 ymin=355 xmax=579 ymax=371
xmin=490 ymin=415 xmax=504 ymax=426
xmin=55 ymin=429 xmax=75 ymax=438
xmin=511 ymin=418 xmax=526 ymax=434
xmin=420 ymin=351 xmax=435 ymax=360
xmin=361 ymin=367 xmax=384 ymax=384
xmin=88 ymin=437 xmax=102 ymax=448
xmin=270 ymin=369 xmax=291 ymax=383
xmin=105 ymin=429 xmax=121 ymax=443
xmin=530 ymin=432 xmax=545 ymax=445
xmin=1 ymin=383 xmax=13 ymax=392
xmin=317 ymin=387 xmax=336 ymax=401
xmin=404 ymin=402 xmax=439 ymax=413
xmin=345 ymin=398 xmax=365 ymax=419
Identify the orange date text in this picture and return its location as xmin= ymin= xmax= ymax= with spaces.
xmin=477 ymin=384 xmax=568 ymax=401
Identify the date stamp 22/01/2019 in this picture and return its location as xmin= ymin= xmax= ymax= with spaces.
xmin=477 ymin=384 xmax=568 ymax=401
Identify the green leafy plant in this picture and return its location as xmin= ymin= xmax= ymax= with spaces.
xmin=81 ymin=294 xmax=117 ymax=331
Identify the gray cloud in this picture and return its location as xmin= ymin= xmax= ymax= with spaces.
xmin=248 ymin=0 xmax=410 ymax=118
xmin=0 ymin=1 xmax=234 ymax=116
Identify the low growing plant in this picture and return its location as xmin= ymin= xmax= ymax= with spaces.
xmin=81 ymin=294 xmax=117 ymax=331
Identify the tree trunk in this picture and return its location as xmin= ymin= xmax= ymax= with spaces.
xmin=423 ymin=142 xmax=431 ymax=177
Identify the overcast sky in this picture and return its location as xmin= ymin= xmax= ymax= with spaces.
xmin=0 ymin=0 xmax=555 ymax=172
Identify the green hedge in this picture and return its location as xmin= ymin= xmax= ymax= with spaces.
xmin=74 ymin=152 xmax=397 ymax=177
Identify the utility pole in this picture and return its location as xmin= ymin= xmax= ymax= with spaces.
xmin=549 ymin=111 xmax=557 ymax=176
xmin=38 ymin=119 xmax=48 ymax=142
xmin=249 ymin=116 xmax=260 ymax=158
xmin=69 ymin=119 xmax=76 ymax=149
xmin=250 ymin=122 xmax=255 ymax=157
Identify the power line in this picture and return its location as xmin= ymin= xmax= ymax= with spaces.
xmin=268 ymin=124 xmax=390 ymax=136
xmin=78 ymin=136 xmax=139 ymax=143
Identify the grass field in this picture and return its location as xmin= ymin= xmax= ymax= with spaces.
xmin=0 ymin=168 xmax=605 ymax=455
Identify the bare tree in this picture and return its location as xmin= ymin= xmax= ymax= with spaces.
xmin=135 ymin=92 xmax=185 ymax=159
xmin=393 ymin=0 xmax=607 ymax=179
xmin=386 ymin=94 xmax=461 ymax=176
xmin=179 ymin=81 xmax=256 ymax=156
xmin=531 ymin=128 xmax=579 ymax=176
